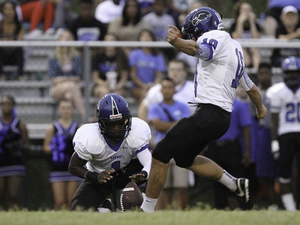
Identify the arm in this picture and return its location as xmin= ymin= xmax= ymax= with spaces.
xmin=115 ymin=69 xmax=128 ymax=91
xmin=43 ymin=125 xmax=54 ymax=154
xmin=270 ymin=113 xmax=280 ymax=159
xmin=278 ymin=28 xmax=300 ymax=40
xmin=150 ymin=118 xmax=176 ymax=132
xmin=246 ymin=84 xmax=267 ymax=119
xmin=19 ymin=121 xmax=30 ymax=153
xmin=130 ymin=66 xmax=147 ymax=88
xmin=68 ymin=152 xmax=115 ymax=183
xmin=130 ymin=149 xmax=152 ymax=182
xmin=167 ymin=25 xmax=199 ymax=56
xmin=138 ymin=101 xmax=148 ymax=122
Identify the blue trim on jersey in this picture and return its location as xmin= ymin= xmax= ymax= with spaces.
xmin=136 ymin=144 xmax=149 ymax=155
xmin=194 ymin=70 xmax=198 ymax=97
xmin=196 ymin=42 xmax=213 ymax=61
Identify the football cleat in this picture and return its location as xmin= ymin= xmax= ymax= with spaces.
xmin=234 ymin=178 xmax=249 ymax=203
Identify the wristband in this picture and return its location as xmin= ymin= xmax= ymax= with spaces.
xmin=140 ymin=171 xmax=148 ymax=180
xmin=271 ymin=140 xmax=279 ymax=153
xmin=84 ymin=171 xmax=99 ymax=181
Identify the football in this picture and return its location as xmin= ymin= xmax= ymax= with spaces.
xmin=120 ymin=181 xmax=143 ymax=211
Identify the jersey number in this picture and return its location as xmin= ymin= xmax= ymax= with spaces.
xmin=231 ymin=48 xmax=244 ymax=89
xmin=286 ymin=103 xmax=300 ymax=122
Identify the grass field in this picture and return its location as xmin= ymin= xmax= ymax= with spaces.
xmin=0 ymin=210 xmax=299 ymax=225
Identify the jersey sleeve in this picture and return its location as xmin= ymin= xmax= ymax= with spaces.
xmin=238 ymin=71 xmax=254 ymax=92
xmin=73 ymin=128 xmax=93 ymax=161
xmin=141 ymin=84 xmax=162 ymax=107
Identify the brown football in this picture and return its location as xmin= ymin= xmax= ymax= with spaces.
xmin=120 ymin=181 xmax=143 ymax=211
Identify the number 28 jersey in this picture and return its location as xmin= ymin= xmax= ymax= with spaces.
xmin=72 ymin=117 xmax=151 ymax=173
xmin=266 ymin=82 xmax=300 ymax=135
xmin=195 ymin=30 xmax=254 ymax=112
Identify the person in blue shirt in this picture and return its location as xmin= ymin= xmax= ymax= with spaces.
xmin=204 ymin=96 xmax=252 ymax=210
xmin=129 ymin=29 xmax=166 ymax=102
xmin=148 ymin=77 xmax=191 ymax=210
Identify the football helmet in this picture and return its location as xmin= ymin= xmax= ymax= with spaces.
xmin=96 ymin=93 xmax=132 ymax=141
xmin=281 ymin=56 xmax=300 ymax=92
xmin=182 ymin=7 xmax=224 ymax=40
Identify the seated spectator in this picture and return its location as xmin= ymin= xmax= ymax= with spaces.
xmin=48 ymin=30 xmax=86 ymax=122
xmin=129 ymin=29 xmax=166 ymax=102
xmin=92 ymin=33 xmax=129 ymax=99
xmin=230 ymin=0 xmax=261 ymax=69
xmin=166 ymin=0 xmax=194 ymax=27
xmin=68 ymin=0 xmax=107 ymax=41
xmin=53 ymin=0 xmax=77 ymax=32
xmin=271 ymin=5 xmax=300 ymax=67
xmin=107 ymin=0 xmax=151 ymax=41
xmin=137 ymin=0 xmax=155 ymax=16
xmin=264 ymin=0 xmax=300 ymax=37
xmin=43 ymin=100 xmax=81 ymax=210
xmin=19 ymin=0 xmax=55 ymax=37
xmin=95 ymin=0 xmax=125 ymax=28
xmin=0 ymin=1 xmax=24 ymax=80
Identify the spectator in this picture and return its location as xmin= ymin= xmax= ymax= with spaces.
xmin=230 ymin=0 xmax=261 ymax=69
xmin=138 ymin=58 xmax=194 ymax=122
xmin=94 ymin=0 xmax=125 ymax=28
xmin=129 ymin=29 xmax=166 ymax=103
xmin=266 ymin=56 xmax=300 ymax=211
xmin=68 ymin=0 xmax=107 ymax=41
xmin=264 ymin=0 xmax=300 ymax=37
xmin=0 ymin=95 xmax=29 ymax=210
xmin=92 ymin=33 xmax=129 ymax=99
xmin=148 ymin=77 xmax=191 ymax=210
xmin=166 ymin=0 xmax=195 ymax=27
xmin=0 ymin=1 xmax=24 ymax=80
xmin=53 ymin=0 xmax=77 ymax=32
xmin=19 ymin=0 xmax=55 ymax=37
xmin=271 ymin=5 xmax=300 ymax=67
xmin=250 ymin=63 xmax=279 ymax=210
xmin=107 ymin=0 xmax=151 ymax=41
xmin=48 ymin=30 xmax=86 ymax=122
xmin=137 ymin=0 xmax=155 ymax=16
xmin=43 ymin=100 xmax=81 ymax=210
xmin=143 ymin=0 xmax=176 ymax=61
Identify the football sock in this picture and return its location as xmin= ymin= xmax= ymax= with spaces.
xmin=281 ymin=193 xmax=296 ymax=211
xmin=140 ymin=195 xmax=158 ymax=213
xmin=218 ymin=170 xmax=237 ymax=192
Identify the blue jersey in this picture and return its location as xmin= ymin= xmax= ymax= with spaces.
xmin=148 ymin=101 xmax=191 ymax=144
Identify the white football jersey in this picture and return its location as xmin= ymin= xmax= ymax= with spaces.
xmin=266 ymin=82 xmax=300 ymax=135
xmin=73 ymin=118 xmax=151 ymax=173
xmin=142 ymin=80 xmax=195 ymax=113
xmin=195 ymin=30 xmax=254 ymax=112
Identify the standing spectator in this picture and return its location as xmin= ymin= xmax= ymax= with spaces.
xmin=129 ymin=29 xmax=166 ymax=103
xmin=140 ymin=7 xmax=267 ymax=213
xmin=266 ymin=56 xmax=300 ymax=211
xmin=19 ymin=0 xmax=55 ymax=37
xmin=264 ymin=0 xmax=300 ymax=37
xmin=43 ymin=100 xmax=81 ymax=210
xmin=0 ymin=1 xmax=24 ymax=80
xmin=92 ymin=33 xmax=129 ymax=99
xmin=230 ymin=0 xmax=261 ymax=70
xmin=68 ymin=94 xmax=152 ymax=211
xmin=0 ymin=95 xmax=29 ymax=210
xmin=94 ymin=0 xmax=125 ymax=28
xmin=251 ymin=63 xmax=279 ymax=210
xmin=68 ymin=0 xmax=107 ymax=41
xmin=107 ymin=0 xmax=151 ymax=41
xmin=271 ymin=5 xmax=300 ymax=67
xmin=138 ymin=58 xmax=194 ymax=122
xmin=148 ymin=77 xmax=191 ymax=210
xmin=204 ymin=96 xmax=252 ymax=210
xmin=48 ymin=30 xmax=85 ymax=122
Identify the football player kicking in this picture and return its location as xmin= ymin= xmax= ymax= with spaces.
xmin=68 ymin=93 xmax=152 ymax=211
xmin=141 ymin=7 xmax=267 ymax=212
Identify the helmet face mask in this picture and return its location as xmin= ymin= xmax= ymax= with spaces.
xmin=182 ymin=7 xmax=223 ymax=40
xmin=96 ymin=93 xmax=132 ymax=142
xmin=281 ymin=56 xmax=300 ymax=92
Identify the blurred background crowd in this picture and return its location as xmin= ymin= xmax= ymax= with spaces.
xmin=0 ymin=0 xmax=300 ymax=212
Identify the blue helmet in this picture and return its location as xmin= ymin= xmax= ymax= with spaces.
xmin=281 ymin=56 xmax=300 ymax=72
xmin=182 ymin=7 xmax=224 ymax=40
xmin=96 ymin=93 xmax=132 ymax=141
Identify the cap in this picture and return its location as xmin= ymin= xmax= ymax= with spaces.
xmin=281 ymin=5 xmax=298 ymax=16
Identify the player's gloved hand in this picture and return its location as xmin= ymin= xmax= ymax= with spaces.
xmin=271 ymin=140 xmax=280 ymax=162
xmin=129 ymin=171 xmax=148 ymax=183
xmin=97 ymin=169 xmax=115 ymax=183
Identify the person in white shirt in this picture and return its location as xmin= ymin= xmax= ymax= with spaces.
xmin=95 ymin=0 xmax=125 ymax=26
xmin=267 ymin=56 xmax=300 ymax=211
xmin=68 ymin=93 xmax=152 ymax=211
xmin=140 ymin=7 xmax=267 ymax=213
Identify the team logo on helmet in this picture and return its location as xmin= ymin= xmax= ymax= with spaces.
xmin=191 ymin=11 xmax=211 ymax=26
xmin=110 ymin=96 xmax=122 ymax=120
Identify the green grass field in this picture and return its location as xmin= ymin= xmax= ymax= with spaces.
xmin=0 ymin=210 xmax=299 ymax=225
